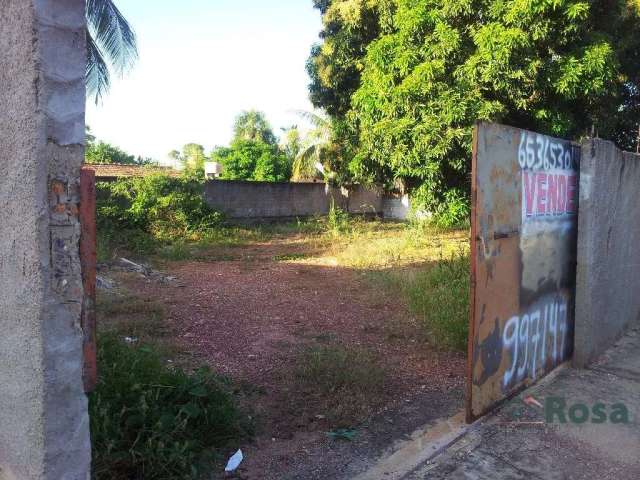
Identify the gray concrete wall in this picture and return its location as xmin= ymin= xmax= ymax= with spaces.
xmin=203 ymin=180 xmax=384 ymax=219
xmin=383 ymin=195 xmax=411 ymax=220
xmin=0 ymin=1 xmax=90 ymax=479
xmin=574 ymin=139 xmax=640 ymax=367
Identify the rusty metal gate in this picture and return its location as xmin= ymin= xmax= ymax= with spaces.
xmin=80 ymin=167 xmax=97 ymax=392
xmin=467 ymin=122 xmax=580 ymax=421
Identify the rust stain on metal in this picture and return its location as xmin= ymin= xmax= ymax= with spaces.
xmin=466 ymin=122 xmax=580 ymax=422
xmin=80 ymin=167 xmax=97 ymax=392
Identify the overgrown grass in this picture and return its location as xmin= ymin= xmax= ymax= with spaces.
xmin=290 ymin=344 xmax=386 ymax=427
xmin=408 ymin=252 xmax=469 ymax=350
xmin=373 ymin=251 xmax=470 ymax=351
xmin=93 ymin=292 xmax=252 ymax=479
xmin=97 ymin=217 xmax=328 ymax=263
xmin=90 ymin=335 xmax=252 ymax=480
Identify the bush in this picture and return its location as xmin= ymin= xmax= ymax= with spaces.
xmin=213 ymin=140 xmax=291 ymax=182
xmin=406 ymin=252 xmax=469 ymax=351
xmin=327 ymin=200 xmax=351 ymax=236
xmin=96 ymin=174 xmax=224 ymax=258
xmin=90 ymin=334 xmax=252 ymax=480
xmin=409 ymin=185 xmax=470 ymax=229
xmin=432 ymin=189 xmax=470 ymax=229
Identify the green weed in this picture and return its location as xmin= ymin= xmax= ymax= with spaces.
xmin=90 ymin=334 xmax=252 ymax=480
xmin=327 ymin=200 xmax=351 ymax=236
xmin=405 ymin=252 xmax=470 ymax=351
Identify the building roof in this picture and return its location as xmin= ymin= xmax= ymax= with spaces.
xmin=86 ymin=164 xmax=181 ymax=180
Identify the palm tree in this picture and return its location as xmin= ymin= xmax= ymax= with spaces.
xmin=86 ymin=0 xmax=138 ymax=104
xmin=292 ymin=111 xmax=333 ymax=181
xmin=232 ymin=110 xmax=277 ymax=145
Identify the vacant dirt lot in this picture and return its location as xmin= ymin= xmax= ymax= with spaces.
xmin=100 ymin=223 xmax=468 ymax=479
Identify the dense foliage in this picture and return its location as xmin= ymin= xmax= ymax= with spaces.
xmin=165 ymin=111 xmax=294 ymax=182
xmin=86 ymin=140 xmax=153 ymax=165
xmin=310 ymin=0 xmax=640 ymax=223
xmin=85 ymin=128 xmax=152 ymax=165
xmin=212 ymin=140 xmax=291 ymax=182
xmin=90 ymin=334 xmax=251 ymax=479
xmin=405 ymin=251 xmax=469 ymax=350
xmin=232 ymin=110 xmax=278 ymax=145
xmin=307 ymin=0 xmax=395 ymax=117
xmin=97 ymin=174 xmax=223 ymax=246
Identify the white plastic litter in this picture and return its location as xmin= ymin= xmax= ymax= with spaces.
xmin=224 ymin=449 xmax=243 ymax=472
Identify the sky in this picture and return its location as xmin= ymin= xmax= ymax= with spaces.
xmin=86 ymin=0 xmax=323 ymax=164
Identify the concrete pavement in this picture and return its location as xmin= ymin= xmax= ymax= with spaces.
xmin=404 ymin=325 xmax=640 ymax=480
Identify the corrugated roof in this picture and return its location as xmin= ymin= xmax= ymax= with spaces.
xmin=86 ymin=164 xmax=181 ymax=179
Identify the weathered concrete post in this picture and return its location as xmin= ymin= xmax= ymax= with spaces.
xmin=0 ymin=1 xmax=90 ymax=479
xmin=574 ymin=139 xmax=640 ymax=367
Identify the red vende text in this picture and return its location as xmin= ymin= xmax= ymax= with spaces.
xmin=523 ymin=172 xmax=577 ymax=218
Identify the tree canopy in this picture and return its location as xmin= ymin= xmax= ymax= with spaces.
xmin=181 ymin=144 xmax=208 ymax=171
xmin=232 ymin=110 xmax=278 ymax=145
xmin=309 ymin=0 xmax=640 ymax=219
xmin=213 ymin=140 xmax=291 ymax=182
xmin=85 ymin=130 xmax=151 ymax=165
xmin=307 ymin=0 xmax=395 ymax=117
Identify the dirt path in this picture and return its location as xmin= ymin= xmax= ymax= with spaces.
xmin=120 ymin=239 xmax=466 ymax=479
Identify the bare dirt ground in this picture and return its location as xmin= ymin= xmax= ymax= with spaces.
xmin=109 ymin=232 xmax=466 ymax=479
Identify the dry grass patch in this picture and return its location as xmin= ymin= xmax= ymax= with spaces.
xmin=285 ymin=219 xmax=468 ymax=270
xmin=288 ymin=344 xmax=387 ymax=428
xmin=96 ymin=292 xmax=178 ymax=356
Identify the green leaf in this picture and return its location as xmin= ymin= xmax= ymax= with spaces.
xmin=188 ymin=385 xmax=208 ymax=398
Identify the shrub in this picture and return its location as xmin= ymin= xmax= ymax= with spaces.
xmin=327 ymin=200 xmax=351 ymax=236
xmin=432 ymin=189 xmax=470 ymax=229
xmin=96 ymin=174 xmax=224 ymax=258
xmin=409 ymin=185 xmax=470 ymax=229
xmin=90 ymin=335 xmax=252 ymax=480
xmin=213 ymin=139 xmax=291 ymax=182
xmin=406 ymin=252 xmax=470 ymax=351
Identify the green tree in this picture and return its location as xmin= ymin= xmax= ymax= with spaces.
xmin=167 ymin=149 xmax=181 ymax=166
xmin=213 ymin=140 xmax=290 ymax=182
xmin=232 ymin=110 xmax=277 ymax=145
xmin=291 ymin=112 xmax=356 ymax=184
xmin=86 ymin=140 xmax=137 ymax=164
xmin=350 ymin=0 xmax=640 ymax=216
xmin=292 ymin=112 xmax=332 ymax=181
xmin=86 ymin=0 xmax=138 ymax=103
xmin=181 ymin=143 xmax=208 ymax=171
xmin=280 ymin=126 xmax=302 ymax=163
xmin=307 ymin=0 xmax=395 ymax=117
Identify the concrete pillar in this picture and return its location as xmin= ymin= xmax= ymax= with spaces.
xmin=0 ymin=0 xmax=90 ymax=479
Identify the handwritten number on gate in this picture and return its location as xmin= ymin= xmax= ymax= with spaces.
xmin=502 ymin=316 xmax=519 ymax=387
xmin=518 ymin=132 xmax=573 ymax=171
xmin=502 ymin=300 xmax=568 ymax=389
xmin=517 ymin=314 xmax=530 ymax=379
xmin=529 ymin=311 xmax=541 ymax=380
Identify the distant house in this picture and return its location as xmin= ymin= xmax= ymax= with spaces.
xmin=87 ymin=164 xmax=181 ymax=182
